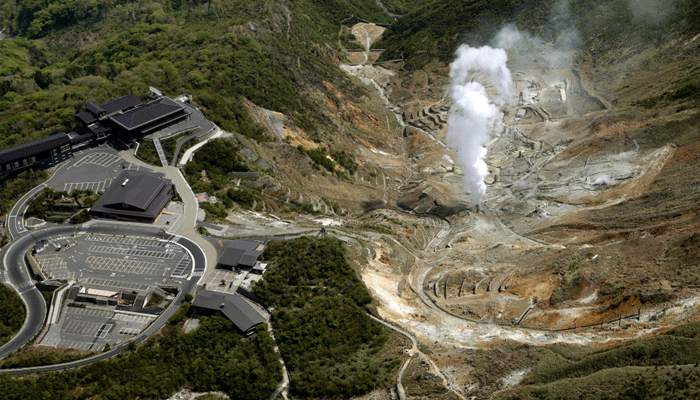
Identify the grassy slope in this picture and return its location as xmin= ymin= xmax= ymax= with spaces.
xmin=496 ymin=322 xmax=700 ymax=399
xmin=376 ymin=0 xmax=553 ymax=63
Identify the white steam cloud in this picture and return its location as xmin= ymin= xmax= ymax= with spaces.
xmin=492 ymin=0 xmax=581 ymax=69
xmin=446 ymin=45 xmax=513 ymax=207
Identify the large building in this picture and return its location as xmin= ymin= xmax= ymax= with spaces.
xmin=217 ymin=240 xmax=266 ymax=271
xmin=75 ymin=94 xmax=190 ymax=140
xmin=0 ymin=91 xmax=195 ymax=176
xmin=0 ymin=132 xmax=72 ymax=174
xmin=191 ymin=290 xmax=266 ymax=334
xmin=90 ymin=170 xmax=173 ymax=222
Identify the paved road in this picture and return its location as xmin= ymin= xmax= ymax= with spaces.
xmin=0 ymin=230 xmax=48 ymax=358
xmin=0 ymin=146 xmax=214 ymax=371
xmin=6 ymin=145 xmax=122 ymax=240
xmin=0 ymin=223 xmax=204 ymax=372
xmin=7 ymin=183 xmax=46 ymax=239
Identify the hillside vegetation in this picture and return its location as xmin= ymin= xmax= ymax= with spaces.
xmin=0 ymin=284 xmax=25 ymax=348
xmin=254 ymin=237 xmax=404 ymax=398
xmin=0 ymin=0 xmax=403 ymax=149
xmin=377 ymin=0 xmax=700 ymax=66
xmin=0 ymin=314 xmax=281 ymax=399
xmin=496 ymin=322 xmax=700 ymax=399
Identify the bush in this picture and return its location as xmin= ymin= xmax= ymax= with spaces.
xmin=168 ymin=302 xmax=190 ymax=325
xmin=69 ymin=209 xmax=91 ymax=224
xmin=0 ymin=283 xmax=26 ymax=348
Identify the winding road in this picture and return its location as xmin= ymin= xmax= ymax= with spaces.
xmin=0 ymin=145 xmax=211 ymax=371
xmin=0 ymin=223 xmax=204 ymax=372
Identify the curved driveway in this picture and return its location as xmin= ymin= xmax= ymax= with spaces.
xmin=0 ymin=146 xmax=213 ymax=372
xmin=0 ymin=223 xmax=204 ymax=369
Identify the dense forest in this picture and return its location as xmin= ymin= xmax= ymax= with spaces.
xmin=0 ymin=312 xmax=281 ymax=399
xmin=0 ymin=284 xmax=25 ymax=347
xmin=0 ymin=0 xmax=411 ymax=151
xmin=0 ymin=169 xmax=47 ymax=214
xmin=377 ymin=0 xmax=700 ymax=65
xmin=254 ymin=237 xmax=403 ymax=398
xmin=183 ymin=138 xmax=248 ymax=192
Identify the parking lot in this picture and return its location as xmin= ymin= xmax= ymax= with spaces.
xmin=40 ymin=307 xmax=156 ymax=352
xmin=63 ymin=179 xmax=112 ymax=194
xmin=72 ymin=152 xmax=121 ymax=168
xmin=35 ymin=232 xmax=191 ymax=352
xmin=48 ymin=148 xmax=155 ymax=195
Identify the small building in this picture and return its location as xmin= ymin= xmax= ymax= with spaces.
xmin=90 ymin=170 xmax=173 ymax=222
xmin=75 ymin=287 xmax=122 ymax=306
xmin=191 ymin=290 xmax=266 ymax=334
xmin=0 ymin=132 xmax=72 ymax=174
xmin=251 ymin=262 xmax=268 ymax=275
xmin=217 ymin=240 xmax=265 ymax=271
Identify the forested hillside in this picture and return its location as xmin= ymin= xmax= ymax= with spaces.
xmin=496 ymin=321 xmax=700 ymax=399
xmin=254 ymin=237 xmax=404 ymax=398
xmin=0 ymin=0 xmax=408 ymax=149
xmin=0 ymin=284 xmax=25 ymax=348
xmin=377 ymin=0 xmax=700 ymax=66
xmin=0 ymin=314 xmax=282 ymax=399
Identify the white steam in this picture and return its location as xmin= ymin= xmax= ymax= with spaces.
xmin=446 ymin=45 xmax=513 ymax=207
xmin=492 ymin=0 xmax=581 ymax=69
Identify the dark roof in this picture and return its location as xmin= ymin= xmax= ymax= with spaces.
xmin=90 ymin=170 xmax=172 ymax=220
xmin=0 ymin=133 xmax=70 ymax=164
xmin=100 ymin=94 xmax=143 ymax=115
xmin=218 ymin=240 xmax=264 ymax=268
xmin=192 ymin=290 xmax=265 ymax=332
xmin=76 ymin=111 xmax=97 ymax=125
xmin=90 ymin=125 xmax=112 ymax=135
xmin=85 ymin=100 xmax=105 ymax=116
xmin=70 ymin=132 xmax=95 ymax=144
xmin=109 ymin=97 xmax=185 ymax=131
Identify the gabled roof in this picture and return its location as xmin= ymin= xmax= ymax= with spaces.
xmin=100 ymin=94 xmax=143 ymax=115
xmin=85 ymin=100 xmax=105 ymax=117
xmin=75 ymin=111 xmax=97 ymax=125
xmin=90 ymin=170 xmax=172 ymax=221
xmin=110 ymin=97 xmax=185 ymax=131
xmin=99 ymin=171 xmax=167 ymax=211
xmin=0 ymin=133 xmax=70 ymax=164
xmin=192 ymin=290 xmax=265 ymax=332
xmin=218 ymin=240 xmax=264 ymax=268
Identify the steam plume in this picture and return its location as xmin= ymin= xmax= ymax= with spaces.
xmin=446 ymin=45 xmax=513 ymax=207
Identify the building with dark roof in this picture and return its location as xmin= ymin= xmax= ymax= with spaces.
xmin=217 ymin=240 xmax=265 ymax=271
xmin=75 ymin=94 xmax=144 ymax=138
xmin=0 ymin=133 xmax=72 ymax=174
xmin=191 ymin=290 xmax=266 ymax=334
xmin=90 ymin=170 xmax=173 ymax=222
xmin=110 ymin=97 xmax=190 ymax=137
xmin=75 ymin=94 xmax=190 ymax=141
xmin=100 ymin=94 xmax=142 ymax=116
